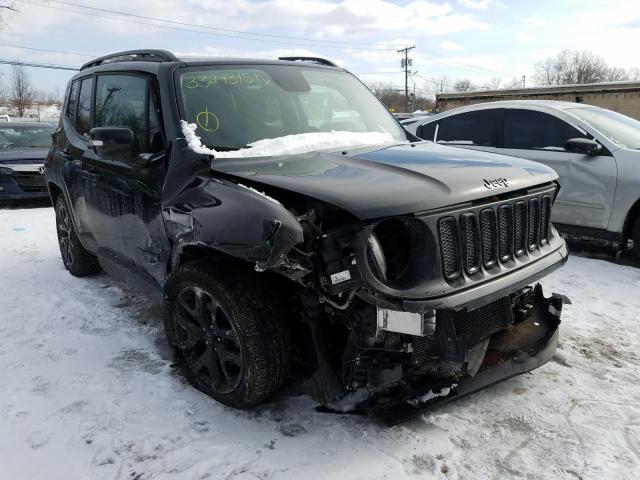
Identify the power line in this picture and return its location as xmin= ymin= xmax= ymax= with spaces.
xmin=21 ymin=0 xmax=397 ymax=52
xmin=0 ymin=59 xmax=79 ymax=70
xmin=0 ymin=42 xmax=95 ymax=57
xmin=50 ymin=0 xmax=393 ymax=48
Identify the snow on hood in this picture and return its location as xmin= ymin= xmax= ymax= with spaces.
xmin=180 ymin=120 xmax=401 ymax=159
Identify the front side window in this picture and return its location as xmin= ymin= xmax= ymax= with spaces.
xmin=436 ymin=109 xmax=499 ymax=146
xmin=77 ymin=78 xmax=94 ymax=138
xmin=177 ymin=65 xmax=406 ymax=150
xmin=567 ymin=107 xmax=640 ymax=150
xmin=504 ymin=109 xmax=588 ymax=150
xmin=95 ymin=75 xmax=147 ymax=154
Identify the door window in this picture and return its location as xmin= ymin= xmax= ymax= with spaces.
xmin=77 ymin=78 xmax=94 ymax=138
xmin=95 ymin=75 xmax=147 ymax=155
xmin=417 ymin=121 xmax=437 ymax=141
xmin=436 ymin=109 xmax=500 ymax=146
xmin=504 ymin=109 xmax=588 ymax=150
xmin=66 ymin=80 xmax=80 ymax=125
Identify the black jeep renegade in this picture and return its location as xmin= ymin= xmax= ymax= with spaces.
xmin=45 ymin=50 xmax=567 ymax=422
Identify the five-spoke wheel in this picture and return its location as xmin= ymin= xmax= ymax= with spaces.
xmin=164 ymin=259 xmax=289 ymax=409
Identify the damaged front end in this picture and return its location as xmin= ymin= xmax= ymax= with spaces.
xmin=163 ymin=140 xmax=568 ymax=422
xmin=292 ymin=183 xmax=569 ymax=422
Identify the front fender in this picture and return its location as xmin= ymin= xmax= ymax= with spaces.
xmin=164 ymin=175 xmax=304 ymax=272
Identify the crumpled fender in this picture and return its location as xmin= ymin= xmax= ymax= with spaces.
xmin=161 ymin=139 xmax=304 ymax=272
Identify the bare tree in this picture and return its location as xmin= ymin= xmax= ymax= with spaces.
xmin=534 ymin=49 xmax=632 ymax=86
xmin=368 ymin=83 xmax=434 ymax=113
xmin=453 ymin=79 xmax=474 ymax=92
xmin=10 ymin=64 xmax=34 ymax=117
xmin=483 ymin=77 xmax=502 ymax=90
xmin=503 ymin=77 xmax=525 ymax=89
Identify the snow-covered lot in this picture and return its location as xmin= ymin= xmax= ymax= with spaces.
xmin=1 ymin=207 xmax=639 ymax=480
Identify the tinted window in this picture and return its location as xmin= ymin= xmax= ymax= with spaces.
xmin=504 ymin=109 xmax=588 ymax=150
xmin=417 ymin=122 xmax=437 ymax=141
xmin=77 ymin=78 xmax=93 ymax=137
xmin=436 ymin=109 xmax=499 ymax=146
xmin=95 ymin=75 xmax=147 ymax=154
xmin=66 ymin=80 xmax=79 ymax=124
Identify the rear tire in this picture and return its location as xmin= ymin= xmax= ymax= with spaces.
xmin=54 ymin=195 xmax=101 ymax=276
xmin=164 ymin=260 xmax=289 ymax=409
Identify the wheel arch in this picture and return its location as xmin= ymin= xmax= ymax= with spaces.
xmin=622 ymin=197 xmax=640 ymax=240
xmin=47 ymin=181 xmax=63 ymax=205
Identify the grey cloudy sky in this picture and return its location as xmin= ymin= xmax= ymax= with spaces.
xmin=0 ymin=0 xmax=638 ymax=97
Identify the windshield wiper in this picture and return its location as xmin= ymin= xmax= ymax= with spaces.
xmin=206 ymin=145 xmax=244 ymax=152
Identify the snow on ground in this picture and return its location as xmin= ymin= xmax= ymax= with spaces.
xmin=1 ymin=206 xmax=640 ymax=480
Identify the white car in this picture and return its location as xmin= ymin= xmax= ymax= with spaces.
xmin=407 ymin=100 xmax=640 ymax=256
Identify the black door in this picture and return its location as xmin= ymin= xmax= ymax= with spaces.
xmin=83 ymin=73 xmax=169 ymax=292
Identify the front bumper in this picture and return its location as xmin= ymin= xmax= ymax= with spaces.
xmin=376 ymin=289 xmax=563 ymax=425
xmin=0 ymin=170 xmax=49 ymax=200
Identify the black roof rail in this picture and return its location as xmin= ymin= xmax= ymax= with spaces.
xmin=278 ymin=56 xmax=338 ymax=67
xmin=81 ymin=49 xmax=179 ymax=70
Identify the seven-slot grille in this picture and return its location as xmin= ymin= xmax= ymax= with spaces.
xmin=438 ymin=191 xmax=554 ymax=281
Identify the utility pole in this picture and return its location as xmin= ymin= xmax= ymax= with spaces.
xmin=398 ymin=45 xmax=416 ymax=113
xmin=521 ymin=75 xmax=526 ymax=88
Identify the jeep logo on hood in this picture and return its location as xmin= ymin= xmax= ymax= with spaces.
xmin=483 ymin=177 xmax=509 ymax=189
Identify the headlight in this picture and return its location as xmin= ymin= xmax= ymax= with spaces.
xmin=367 ymin=232 xmax=388 ymax=282
xmin=0 ymin=166 xmax=13 ymax=175
xmin=366 ymin=218 xmax=412 ymax=286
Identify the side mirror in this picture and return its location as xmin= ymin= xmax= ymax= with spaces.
xmin=90 ymin=127 xmax=135 ymax=160
xmin=564 ymin=137 xmax=602 ymax=156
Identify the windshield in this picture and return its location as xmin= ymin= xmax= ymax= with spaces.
xmin=567 ymin=107 xmax=640 ymax=150
xmin=177 ymin=65 xmax=406 ymax=150
xmin=0 ymin=124 xmax=54 ymax=149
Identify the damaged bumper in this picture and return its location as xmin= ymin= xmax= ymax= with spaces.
xmin=375 ymin=288 xmax=564 ymax=425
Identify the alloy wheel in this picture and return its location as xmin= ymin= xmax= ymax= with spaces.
xmin=174 ymin=286 xmax=244 ymax=394
xmin=56 ymin=202 xmax=74 ymax=267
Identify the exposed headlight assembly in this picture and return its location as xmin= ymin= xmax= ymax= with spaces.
xmin=365 ymin=217 xmax=431 ymax=290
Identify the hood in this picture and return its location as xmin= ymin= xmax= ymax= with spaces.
xmin=0 ymin=147 xmax=49 ymax=164
xmin=211 ymin=142 xmax=558 ymax=220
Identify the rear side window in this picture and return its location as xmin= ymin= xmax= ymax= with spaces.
xmin=95 ymin=75 xmax=147 ymax=154
xmin=436 ymin=109 xmax=500 ymax=146
xmin=417 ymin=122 xmax=437 ymax=141
xmin=504 ymin=109 xmax=588 ymax=150
xmin=77 ymin=78 xmax=94 ymax=138
xmin=66 ymin=80 xmax=79 ymax=125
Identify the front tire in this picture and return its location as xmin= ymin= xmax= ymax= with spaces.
xmin=54 ymin=195 xmax=101 ymax=276
xmin=164 ymin=260 xmax=289 ymax=409
xmin=633 ymin=217 xmax=640 ymax=260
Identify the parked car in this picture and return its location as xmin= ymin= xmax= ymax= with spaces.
xmin=0 ymin=122 xmax=55 ymax=201
xmin=45 ymin=50 xmax=567 ymax=422
xmin=407 ymin=100 xmax=640 ymax=256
